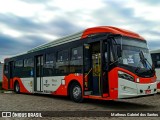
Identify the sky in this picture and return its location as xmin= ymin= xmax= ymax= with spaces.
xmin=0 ymin=0 xmax=160 ymax=62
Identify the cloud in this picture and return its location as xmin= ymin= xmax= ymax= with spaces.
xmin=0 ymin=13 xmax=82 ymax=38
xmin=94 ymin=0 xmax=153 ymax=28
xmin=148 ymin=40 xmax=160 ymax=50
xmin=141 ymin=0 xmax=160 ymax=5
xmin=46 ymin=17 xmax=84 ymax=36
xmin=0 ymin=13 xmax=44 ymax=33
xmin=0 ymin=34 xmax=21 ymax=51
xmin=0 ymin=33 xmax=46 ymax=52
xmin=0 ymin=33 xmax=47 ymax=62
xmin=0 ymin=0 xmax=160 ymax=62
xmin=21 ymin=0 xmax=51 ymax=4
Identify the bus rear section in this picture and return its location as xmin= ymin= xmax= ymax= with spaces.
xmin=2 ymin=26 xmax=157 ymax=102
xmin=151 ymin=50 xmax=160 ymax=92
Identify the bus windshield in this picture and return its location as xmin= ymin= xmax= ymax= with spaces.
xmin=119 ymin=46 xmax=152 ymax=70
xmin=114 ymin=36 xmax=154 ymax=76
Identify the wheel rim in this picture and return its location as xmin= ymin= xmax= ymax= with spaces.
xmin=16 ymin=84 xmax=19 ymax=92
xmin=73 ymin=86 xmax=81 ymax=99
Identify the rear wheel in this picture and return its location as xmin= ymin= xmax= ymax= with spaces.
xmin=69 ymin=82 xmax=83 ymax=103
xmin=14 ymin=82 xmax=20 ymax=94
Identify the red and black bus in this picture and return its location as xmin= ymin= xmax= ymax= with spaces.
xmin=2 ymin=26 xmax=157 ymax=102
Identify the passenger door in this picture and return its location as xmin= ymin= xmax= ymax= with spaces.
xmin=83 ymin=42 xmax=101 ymax=96
xmin=34 ymin=55 xmax=43 ymax=92
xmin=8 ymin=61 xmax=14 ymax=89
xmin=83 ymin=40 xmax=109 ymax=97
xmin=101 ymin=40 xmax=109 ymax=97
xmin=83 ymin=43 xmax=92 ymax=95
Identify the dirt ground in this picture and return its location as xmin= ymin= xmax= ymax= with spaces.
xmin=0 ymin=92 xmax=160 ymax=120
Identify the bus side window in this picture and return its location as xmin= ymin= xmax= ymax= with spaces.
xmin=156 ymin=54 xmax=160 ymax=68
xmin=15 ymin=60 xmax=24 ymax=77
xmin=4 ymin=63 xmax=9 ymax=74
xmin=70 ymin=46 xmax=83 ymax=73
xmin=44 ymin=53 xmax=55 ymax=76
xmin=157 ymin=61 xmax=160 ymax=68
xmin=156 ymin=55 xmax=159 ymax=60
xmin=24 ymin=58 xmax=34 ymax=77
xmin=153 ymin=54 xmax=160 ymax=68
xmin=56 ymin=50 xmax=69 ymax=75
xmin=24 ymin=58 xmax=34 ymax=67
xmin=15 ymin=60 xmax=23 ymax=67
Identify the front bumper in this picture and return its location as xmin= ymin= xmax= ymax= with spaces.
xmin=118 ymin=78 xmax=157 ymax=99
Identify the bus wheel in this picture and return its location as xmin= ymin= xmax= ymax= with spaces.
xmin=14 ymin=82 xmax=20 ymax=94
xmin=70 ymin=82 xmax=83 ymax=103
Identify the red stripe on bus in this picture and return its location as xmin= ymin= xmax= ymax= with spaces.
xmin=139 ymin=77 xmax=156 ymax=84
xmin=13 ymin=77 xmax=31 ymax=93
xmin=52 ymin=74 xmax=83 ymax=96
xmin=157 ymin=82 xmax=160 ymax=89
xmin=117 ymin=67 xmax=156 ymax=84
xmin=81 ymin=26 xmax=144 ymax=40
xmin=2 ymin=75 xmax=8 ymax=90
xmin=108 ymin=68 xmax=118 ymax=99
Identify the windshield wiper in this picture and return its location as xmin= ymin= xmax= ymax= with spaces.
xmin=137 ymin=51 xmax=153 ymax=73
xmin=143 ymin=57 xmax=153 ymax=72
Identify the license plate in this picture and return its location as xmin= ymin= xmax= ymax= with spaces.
xmin=145 ymin=90 xmax=151 ymax=94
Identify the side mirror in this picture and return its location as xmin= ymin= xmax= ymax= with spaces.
xmin=117 ymin=45 xmax=122 ymax=58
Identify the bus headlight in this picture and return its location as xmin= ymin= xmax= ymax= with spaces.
xmin=118 ymin=71 xmax=134 ymax=82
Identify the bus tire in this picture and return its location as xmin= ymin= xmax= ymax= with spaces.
xmin=14 ymin=82 xmax=20 ymax=94
xmin=69 ymin=82 xmax=83 ymax=103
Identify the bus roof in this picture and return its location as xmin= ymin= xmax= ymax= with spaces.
xmin=9 ymin=26 xmax=144 ymax=58
xmin=81 ymin=26 xmax=144 ymax=40
xmin=150 ymin=49 xmax=160 ymax=54
xmin=28 ymin=26 xmax=144 ymax=53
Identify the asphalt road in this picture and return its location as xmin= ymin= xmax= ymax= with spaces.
xmin=0 ymin=92 xmax=160 ymax=120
